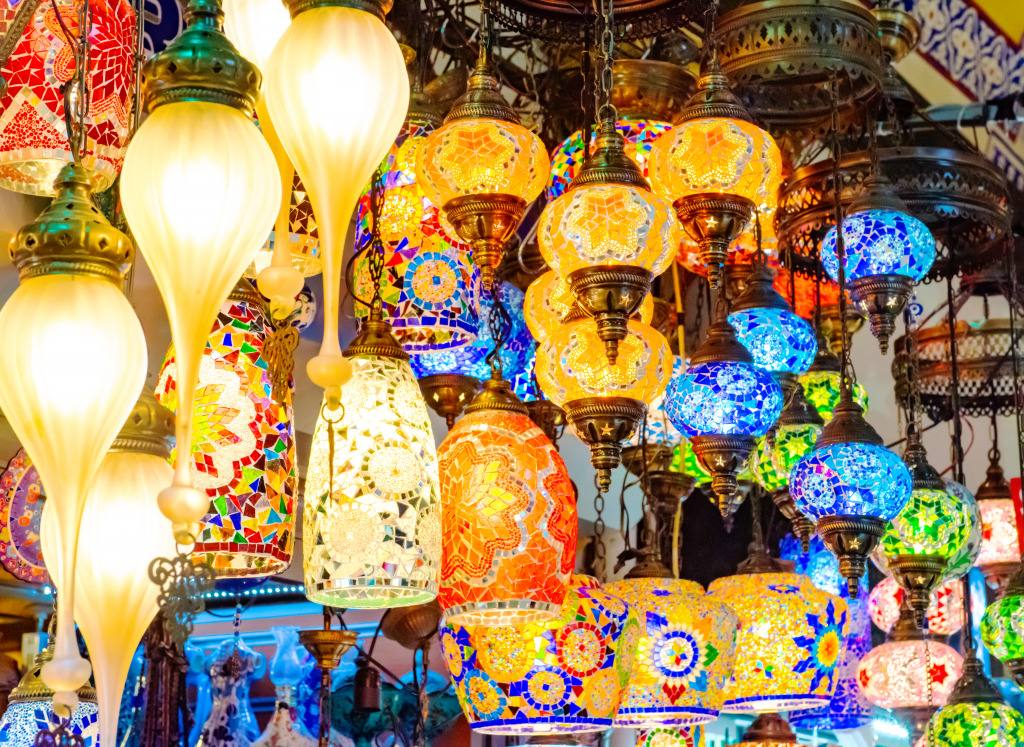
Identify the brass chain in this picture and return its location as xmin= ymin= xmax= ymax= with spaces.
xmin=593 ymin=477 xmax=606 ymax=582
xmin=594 ymin=0 xmax=616 ymax=123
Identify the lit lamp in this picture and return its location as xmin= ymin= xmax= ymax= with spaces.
xmin=635 ymin=726 xmax=704 ymax=747
xmin=778 ymin=533 xmax=844 ymax=598
xmin=0 ymin=163 xmax=147 ymax=699
xmin=982 ymin=565 xmax=1024 ymax=686
xmin=974 ymin=450 xmax=1020 ymax=592
xmin=304 ymin=308 xmax=441 ymax=607
xmin=525 ymin=269 xmax=653 ymax=344
xmin=941 ymin=479 xmax=983 ymax=581
xmin=0 ymin=449 xmax=47 ymax=584
xmin=155 ymin=280 xmax=297 ymax=577
xmin=798 ymin=339 xmax=869 ymax=424
xmin=121 ymin=0 xmax=281 ymax=542
xmin=648 ymin=56 xmax=782 ymax=289
xmin=536 ymin=317 xmax=672 ymax=491
xmin=417 ymin=58 xmax=548 ymax=289
xmin=869 ymin=577 xmax=964 ymax=637
xmin=729 ymin=713 xmax=800 ymax=746
xmin=820 ymin=174 xmax=936 ymax=353
xmin=439 ymin=575 xmax=633 ymax=733
xmin=0 ymin=0 xmax=134 ymax=194
xmin=437 ymin=374 xmax=577 ymax=624
xmin=921 ymin=654 xmax=1024 ymax=747
xmin=538 ymin=119 xmax=678 ymax=364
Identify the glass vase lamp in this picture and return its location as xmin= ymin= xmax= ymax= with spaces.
xmin=981 ymin=564 xmax=1024 ymax=687
xmin=974 ymin=447 xmax=1020 ymax=593
xmin=121 ymin=0 xmax=281 ymax=544
xmin=538 ymin=118 xmax=678 ymax=364
xmin=820 ymin=174 xmax=936 ymax=353
xmin=0 ymin=163 xmax=147 ymax=702
xmin=255 ymin=625 xmax=316 ymax=746
xmin=438 ymin=373 xmax=577 ymax=624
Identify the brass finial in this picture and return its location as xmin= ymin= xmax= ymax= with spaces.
xmin=676 ymin=53 xmax=753 ymax=125
xmin=343 ymin=304 xmax=409 ymax=361
xmin=568 ymin=119 xmax=650 ymax=191
xmin=445 ymin=57 xmax=520 ymax=125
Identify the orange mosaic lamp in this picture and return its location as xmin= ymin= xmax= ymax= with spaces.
xmin=536 ymin=317 xmax=672 ymax=490
xmin=648 ymin=56 xmax=782 ymax=289
xmin=417 ymin=58 xmax=548 ymax=289
xmin=439 ymin=574 xmax=636 ymax=734
xmin=437 ymin=374 xmax=577 ymax=625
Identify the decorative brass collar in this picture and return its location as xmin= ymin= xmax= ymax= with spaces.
xmin=903 ymin=434 xmax=945 ymax=492
xmin=444 ymin=58 xmax=520 ymax=125
xmin=675 ymin=54 xmax=754 ymax=125
xmin=567 ymin=119 xmax=651 ymax=191
xmin=464 ymin=372 xmax=529 ymax=416
xmin=848 ymin=173 xmax=912 ymax=216
xmin=344 ymin=306 xmax=409 ymax=361
xmin=814 ymin=396 xmax=884 ymax=449
xmin=112 ymin=390 xmax=176 ymax=460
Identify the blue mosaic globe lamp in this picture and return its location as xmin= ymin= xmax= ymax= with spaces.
xmin=665 ymin=315 xmax=783 ymax=517
xmin=819 ymin=174 xmax=936 ymax=353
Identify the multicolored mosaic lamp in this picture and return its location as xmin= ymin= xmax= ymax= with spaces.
xmin=303 ymin=308 xmax=441 ymax=607
xmin=921 ymin=654 xmax=1024 ymax=747
xmin=982 ymin=565 xmax=1024 ymax=686
xmin=156 ymin=280 xmax=296 ymax=577
xmin=635 ymin=726 xmax=703 ymax=747
xmin=798 ymin=339 xmax=869 ymax=424
xmin=820 ymin=174 xmax=936 ymax=352
xmin=648 ymin=55 xmax=782 ymax=288
xmin=0 ymin=0 xmax=135 ymax=195
xmin=0 ymin=448 xmax=47 ymax=584
xmin=437 ymin=374 xmax=577 ymax=625
xmin=439 ymin=574 xmax=634 ymax=733
xmin=974 ymin=449 xmax=1021 ymax=592
xmin=664 ymin=316 xmax=783 ymax=516
xmin=536 ymin=317 xmax=672 ymax=491
xmin=869 ymin=577 xmax=964 ymax=637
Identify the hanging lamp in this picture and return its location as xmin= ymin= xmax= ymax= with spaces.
xmin=982 ymin=564 xmax=1024 ymax=686
xmin=974 ymin=441 xmax=1020 ymax=592
xmin=940 ymin=478 xmax=983 ymax=582
xmin=0 ymin=163 xmax=147 ymax=700
xmin=798 ymin=331 xmax=869 ymax=424
xmin=870 ymin=576 xmax=965 ymax=637
xmin=438 ymin=372 xmax=577 ymax=624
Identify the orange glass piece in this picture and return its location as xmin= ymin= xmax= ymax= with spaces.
xmin=438 ymin=407 xmax=577 ymax=625
xmin=536 ymin=318 xmax=672 ymax=408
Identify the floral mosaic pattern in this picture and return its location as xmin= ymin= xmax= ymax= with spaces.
xmin=606 ymin=577 xmax=739 ymax=727
xmin=921 ymin=702 xmax=1024 ymax=747
xmin=157 ymin=290 xmax=296 ymax=578
xmin=0 ymin=700 xmax=98 ymax=746
xmin=441 ymin=575 xmax=635 ymax=734
xmin=821 ymin=209 xmax=936 ymax=283
xmin=941 ymin=479 xmax=982 ymax=579
xmin=0 ymin=448 xmax=47 ymax=583
xmin=751 ymin=423 xmax=821 ymax=493
xmin=790 ymin=442 xmax=912 ymax=522
xmin=304 ymin=354 xmax=440 ymax=607
xmin=798 ymin=370 xmax=869 ymax=424
xmin=635 ymin=726 xmax=704 ymax=747
xmin=881 ymin=485 xmax=973 ymax=568
xmin=857 ymin=639 xmax=962 ymax=709
xmin=869 ymin=577 xmax=964 ymax=637
xmin=727 ymin=307 xmax=816 ymax=375
xmin=708 ymin=572 xmax=848 ymax=713
xmin=438 ymin=408 xmax=576 ymax=624
xmin=665 ymin=361 xmax=782 ymax=438
xmin=982 ymin=589 xmax=1024 ymax=663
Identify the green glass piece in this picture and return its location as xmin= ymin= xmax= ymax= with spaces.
xmin=923 ymin=701 xmax=1024 ymax=747
xmin=799 ymin=370 xmax=869 ymax=424
xmin=881 ymin=485 xmax=972 ymax=564
xmin=982 ymin=593 xmax=1024 ymax=663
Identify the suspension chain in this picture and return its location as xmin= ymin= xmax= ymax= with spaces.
xmin=594 ymin=0 xmax=616 ymax=124
xmin=366 ymin=162 xmax=387 ymax=312
xmin=592 ymin=477 xmax=606 ymax=582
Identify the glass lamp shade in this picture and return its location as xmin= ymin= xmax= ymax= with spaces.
xmin=881 ymin=486 xmax=973 ymax=569
xmin=0 ymin=273 xmax=147 ymax=694
xmin=121 ymin=101 xmax=281 ymax=525
xmin=941 ymin=479 xmax=983 ymax=580
xmin=628 ymin=356 xmax=686 ymax=450
xmin=635 ymin=726 xmax=704 ymax=747
xmin=222 ymin=0 xmax=289 ymax=75
xmin=751 ymin=423 xmax=822 ymax=493
xmin=869 ymin=577 xmax=964 ymax=636
xmin=605 ymin=577 xmax=740 ymax=727
xmin=921 ymin=702 xmax=1024 ymax=747
xmin=798 ymin=370 xmax=869 ymax=424
xmin=664 ymin=361 xmax=782 ymax=439
xmin=438 ymin=405 xmax=577 ymax=624
xmin=0 ymin=699 xmax=98 ymax=746
xmin=707 ymin=572 xmax=849 ymax=713
xmin=821 ymin=209 xmax=936 ymax=283
xmin=0 ymin=449 xmax=47 ymax=583
xmin=779 ymin=534 xmax=843 ymax=596
xmin=0 ymin=0 xmax=134 ymax=195
xmin=266 ymin=5 xmax=408 ymax=386
xmin=547 ymin=120 xmax=673 ymax=201
xmin=439 ymin=575 xmax=634 ymax=733
xmin=857 ymin=640 xmax=962 ymax=709
xmin=982 ymin=593 xmax=1024 ymax=669
xmin=536 ymin=318 xmax=672 ymax=408
xmin=727 ymin=307 xmax=816 ymax=375
xmin=155 ymin=286 xmax=297 ymax=577
xmin=538 ymin=180 xmax=679 ymax=279
xmin=977 ymin=498 xmax=1020 ymax=569
xmin=789 ymin=442 xmax=912 ymax=523
xmin=525 ymin=270 xmax=653 ymax=344
xmin=303 ymin=354 xmax=441 ymax=607
xmin=676 ymin=438 xmax=712 ymax=484
xmin=648 ymin=117 xmax=782 ymax=215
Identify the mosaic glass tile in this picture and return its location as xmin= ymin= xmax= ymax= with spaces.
xmin=857 ymin=638 xmax=961 ymax=709
xmin=0 ymin=700 xmax=98 ymax=746
xmin=920 ymin=702 xmax=1024 ymax=747
xmin=0 ymin=448 xmax=47 ymax=583
xmin=727 ymin=307 xmax=816 ymax=375
xmin=798 ymin=370 xmax=869 ymax=424
xmin=664 ymin=361 xmax=782 ymax=439
xmin=881 ymin=485 xmax=974 ymax=573
xmin=869 ymin=576 xmax=964 ymax=637
xmin=982 ymin=590 xmax=1024 ymax=665
xmin=634 ymin=725 xmax=704 ymax=747
xmin=820 ymin=209 xmax=936 ymax=283
xmin=942 ymin=479 xmax=982 ymax=580
xmin=751 ymin=423 xmax=821 ymax=493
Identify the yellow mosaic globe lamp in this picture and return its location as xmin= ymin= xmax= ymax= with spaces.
xmin=417 ymin=55 xmax=548 ymax=290
xmin=648 ymin=54 xmax=782 ymax=289
xmin=439 ymin=575 xmax=635 ymax=734
xmin=539 ymin=119 xmax=679 ymax=364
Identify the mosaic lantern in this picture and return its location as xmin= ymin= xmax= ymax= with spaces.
xmin=857 ymin=633 xmax=962 ymax=710
xmin=606 ymin=575 xmax=738 ymax=727
xmin=798 ymin=370 xmax=869 ymax=424
xmin=440 ymin=575 xmax=634 ymax=733
xmin=156 ymin=280 xmax=296 ymax=577
xmin=303 ymin=312 xmax=441 ymax=607
xmin=0 ymin=448 xmax=47 ymax=583
xmin=869 ymin=577 xmax=964 ymax=637
xmin=922 ymin=700 xmax=1024 ymax=747
xmin=635 ymin=726 xmax=704 ymax=747
xmin=974 ymin=454 xmax=1021 ymax=592
xmin=778 ymin=533 xmax=843 ymax=597
xmin=707 ymin=572 xmax=848 ymax=713
xmin=438 ymin=375 xmax=577 ymax=625
xmin=627 ymin=356 xmax=686 ymax=452
xmin=0 ymin=0 xmax=135 ymax=195
xmin=751 ymin=417 xmax=821 ymax=495
xmin=982 ymin=567 xmax=1024 ymax=685
xmin=941 ymin=479 xmax=982 ymax=581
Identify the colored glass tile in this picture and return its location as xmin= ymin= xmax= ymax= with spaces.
xmin=0 ymin=448 xmax=47 ymax=583
xmin=798 ymin=370 xmax=869 ymax=424
xmin=869 ymin=577 xmax=964 ymax=637
xmin=982 ymin=590 xmax=1024 ymax=665
xmin=858 ymin=637 xmax=962 ymax=709
xmin=977 ymin=497 xmax=1020 ymax=568
xmin=727 ymin=307 xmax=816 ymax=375
xmin=941 ymin=479 xmax=983 ymax=580
xmin=635 ymin=725 xmax=704 ymax=747
xmin=751 ymin=423 xmax=821 ymax=493
xmin=779 ymin=533 xmax=843 ymax=597
xmin=920 ymin=702 xmax=1024 ymax=747
xmin=821 ymin=209 xmax=936 ymax=283
xmin=882 ymin=484 xmax=974 ymax=571
xmin=665 ymin=361 xmax=782 ymax=439
xmin=0 ymin=700 xmax=98 ymax=746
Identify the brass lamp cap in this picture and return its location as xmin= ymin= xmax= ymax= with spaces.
xmin=445 ymin=58 xmax=520 ymax=125
xmin=464 ymin=372 xmax=529 ymax=416
xmin=848 ymin=173 xmax=911 ymax=216
xmin=9 ymin=637 xmax=97 ymax=705
xmin=815 ymin=396 xmax=884 ymax=449
xmin=689 ymin=319 xmax=755 ymax=367
xmin=141 ymin=0 xmax=261 ymax=113
xmin=284 ymin=0 xmax=392 ymax=21
xmin=776 ymin=383 xmax=824 ymax=429
xmin=113 ymin=390 xmax=176 ymax=460
xmin=947 ymin=654 xmax=1006 ymax=706
xmin=903 ymin=435 xmax=945 ymax=492
xmin=10 ymin=162 xmax=133 ymax=283
xmin=344 ymin=306 xmax=409 ymax=361
xmin=975 ymin=457 xmax=1011 ymax=502
xmin=730 ymin=260 xmax=791 ymax=314
xmin=407 ymin=90 xmax=443 ymax=128
xmin=676 ymin=54 xmax=753 ymax=125
xmin=807 ymin=333 xmax=842 ymax=373
xmin=568 ymin=119 xmax=650 ymax=191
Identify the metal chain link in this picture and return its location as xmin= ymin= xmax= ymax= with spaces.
xmin=484 ymin=284 xmax=513 ymax=376
xmin=1005 ymin=236 xmax=1024 ymax=520
xmin=903 ymin=304 xmax=924 ymax=437
xmin=827 ymin=70 xmax=853 ymax=399
xmin=594 ymin=0 xmax=616 ymax=123
xmin=592 ymin=478 xmax=607 ymax=582
xmin=366 ymin=162 xmax=388 ymax=313
xmin=53 ymin=0 xmax=91 ymax=162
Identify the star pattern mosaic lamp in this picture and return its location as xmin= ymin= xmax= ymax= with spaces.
xmin=974 ymin=453 xmax=1021 ymax=591
xmin=440 ymin=574 xmax=635 ymax=733
xmin=798 ymin=368 xmax=869 ymax=424
xmin=982 ymin=567 xmax=1024 ymax=686
xmin=921 ymin=656 xmax=1024 ymax=747
xmin=0 ymin=448 xmax=47 ymax=584
xmin=156 ymin=280 xmax=296 ymax=577
xmin=708 ymin=572 xmax=848 ymax=713
xmin=524 ymin=270 xmax=579 ymax=343
xmin=751 ymin=384 xmax=823 ymax=495
xmin=437 ymin=375 xmax=577 ymax=625
xmin=869 ymin=577 xmax=964 ymax=637
xmin=941 ymin=479 xmax=983 ymax=580
xmin=857 ymin=636 xmax=962 ymax=710
xmin=0 ymin=0 xmax=135 ymax=195
xmin=606 ymin=575 xmax=739 ymax=728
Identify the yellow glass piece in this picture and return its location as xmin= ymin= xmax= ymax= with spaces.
xmin=525 ymin=269 xmax=653 ymax=342
xmin=536 ymin=318 xmax=672 ymax=407
xmin=266 ymin=6 xmax=409 ymax=385
xmin=648 ymin=117 xmax=782 ymax=214
xmin=539 ymin=182 xmax=679 ymax=277
xmin=417 ymin=118 xmax=549 ymax=207
xmin=121 ymin=101 xmax=280 ymax=514
xmin=0 ymin=274 xmax=147 ymax=694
